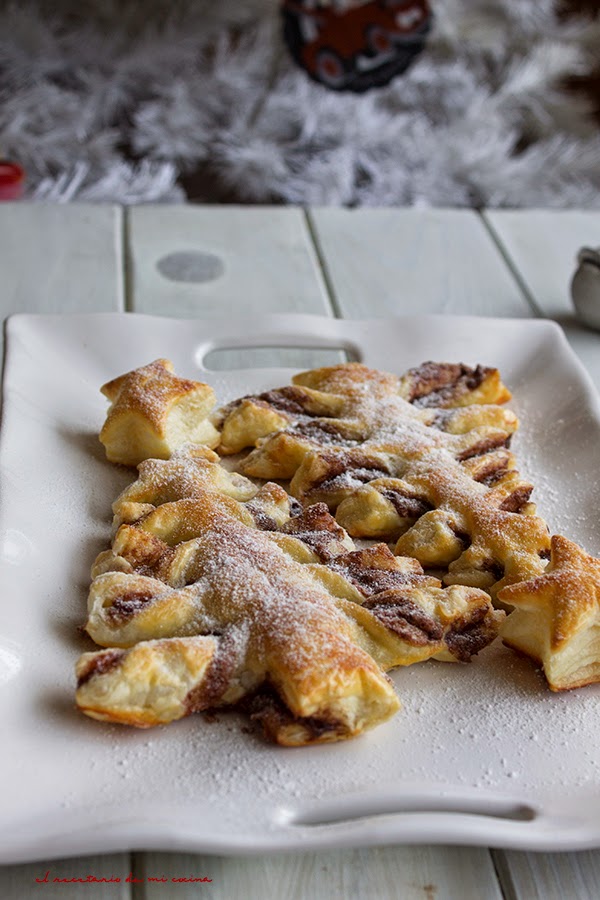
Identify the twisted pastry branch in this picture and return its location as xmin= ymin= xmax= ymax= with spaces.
xmin=77 ymin=450 xmax=502 ymax=744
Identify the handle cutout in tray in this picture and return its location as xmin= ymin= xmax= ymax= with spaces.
xmin=288 ymin=794 xmax=537 ymax=827
xmin=201 ymin=344 xmax=359 ymax=372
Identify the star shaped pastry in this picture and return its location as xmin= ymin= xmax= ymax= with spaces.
xmin=99 ymin=359 xmax=219 ymax=466
xmin=499 ymin=535 xmax=600 ymax=691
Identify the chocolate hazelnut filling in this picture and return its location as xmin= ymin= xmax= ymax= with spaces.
xmin=106 ymin=591 xmax=156 ymax=623
xmin=444 ymin=606 xmax=496 ymax=662
xmin=331 ymin=548 xmax=430 ymax=596
xmin=283 ymin=503 xmax=344 ymax=537
xmin=247 ymin=495 xmax=303 ymax=532
xmin=380 ymin=489 xmax=434 ymax=520
xmin=407 ymin=362 xmax=489 ymax=408
xmin=246 ymin=505 xmax=279 ymax=532
xmin=281 ymin=503 xmax=349 ymax=561
xmin=363 ymin=593 xmax=444 ymax=645
xmin=451 ymin=528 xmax=472 ymax=551
xmin=309 ymin=450 xmax=390 ymax=492
xmin=316 ymin=466 xmax=390 ymax=495
xmin=457 ymin=433 xmax=511 ymax=461
xmin=242 ymin=689 xmax=347 ymax=742
xmin=471 ymin=458 xmax=511 ymax=486
xmin=184 ymin=630 xmax=241 ymax=714
xmin=77 ymin=649 xmax=125 ymax=687
xmin=481 ymin=558 xmax=505 ymax=582
xmin=288 ymin=497 xmax=303 ymax=517
xmin=499 ymin=485 xmax=533 ymax=513
xmin=257 ymin=386 xmax=316 ymax=416
xmin=293 ymin=420 xmax=358 ymax=445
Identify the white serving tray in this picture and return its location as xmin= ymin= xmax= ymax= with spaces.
xmin=2 ymin=312 xmax=600 ymax=863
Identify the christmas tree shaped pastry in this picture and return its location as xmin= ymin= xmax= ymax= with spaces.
xmin=76 ymin=448 xmax=502 ymax=745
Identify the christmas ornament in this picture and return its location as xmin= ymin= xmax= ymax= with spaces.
xmin=0 ymin=161 xmax=25 ymax=200
xmin=281 ymin=0 xmax=432 ymax=92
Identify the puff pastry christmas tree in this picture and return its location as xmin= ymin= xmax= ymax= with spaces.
xmin=77 ymin=435 xmax=502 ymax=745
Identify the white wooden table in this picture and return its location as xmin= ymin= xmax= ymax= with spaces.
xmin=1 ymin=204 xmax=600 ymax=899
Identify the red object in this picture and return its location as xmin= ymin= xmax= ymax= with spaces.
xmin=0 ymin=161 xmax=25 ymax=200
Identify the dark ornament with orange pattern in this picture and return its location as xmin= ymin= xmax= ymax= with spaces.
xmin=281 ymin=0 xmax=433 ymax=92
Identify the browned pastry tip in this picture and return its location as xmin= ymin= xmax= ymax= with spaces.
xmin=398 ymin=361 xmax=512 ymax=408
xmin=499 ymin=535 xmax=600 ymax=691
xmin=100 ymin=359 xmax=219 ymax=466
xmin=292 ymin=362 xmax=399 ymax=399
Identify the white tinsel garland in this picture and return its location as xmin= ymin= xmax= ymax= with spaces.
xmin=0 ymin=0 xmax=598 ymax=206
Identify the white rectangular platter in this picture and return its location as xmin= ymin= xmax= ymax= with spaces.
xmin=2 ymin=312 xmax=600 ymax=863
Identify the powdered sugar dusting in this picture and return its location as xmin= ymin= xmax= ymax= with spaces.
xmin=103 ymin=359 xmax=212 ymax=426
xmin=187 ymin=516 xmax=359 ymax=673
xmin=235 ymin=367 xmax=548 ymax=592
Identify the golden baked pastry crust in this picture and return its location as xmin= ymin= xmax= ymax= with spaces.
xmin=80 ymin=356 xmax=600 ymax=724
xmin=214 ymin=361 xmax=544 ymax=597
xmin=396 ymin=361 xmax=512 ymax=408
xmin=76 ymin=449 xmax=503 ymax=744
xmin=373 ymin=455 xmax=548 ymax=598
xmin=111 ymin=444 xmax=259 ymax=527
xmin=100 ymin=359 xmax=219 ymax=466
xmin=498 ymin=535 xmax=600 ymax=691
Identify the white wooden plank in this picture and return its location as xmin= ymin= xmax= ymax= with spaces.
xmin=0 ymin=856 xmax=131 ymax=899
xmin=139 ymin=847 xmax=503 ymax=900
xmin=0 ymin=204 xmax=129 ymax=894
xmin=493 ymin=850 xmax=600 ymax=900
xmin=483 ymin=210 xmax=600 ymax=319
xmin=126 ymin=205 xmax=336 ymax=370
xmin=0 ymin=203 xmax=123 ymax=318
xmin=483 ymin=210 xmax=600 ymax=388
xmin=308 ymin=208 xmax=532 ymax=318
xmin=127 ymin=205 xmax=330 ymax=318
